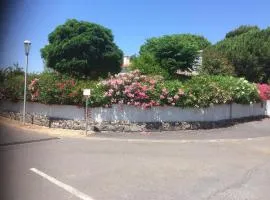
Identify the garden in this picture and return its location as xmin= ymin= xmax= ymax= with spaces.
xmin=0 ymin=20 xmax=270 ymax=112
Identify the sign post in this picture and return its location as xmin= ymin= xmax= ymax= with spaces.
xmin=83 ymin=89 xmax=91 ymax=135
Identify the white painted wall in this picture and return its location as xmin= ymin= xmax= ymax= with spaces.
xmin=266 ymin=100 xmax=270 ymax=116
xmin=123 ymin=56 xmax=131 ymax=67
xmin=231 ymin=102 xmax=266 ymax=119
xmin=0 ymin=101 xmax=84 ymax=120
xmin=0 ymin=100 xmax=268 ymax=122
xmin=90 ymin=104 xmax=231 ymax=123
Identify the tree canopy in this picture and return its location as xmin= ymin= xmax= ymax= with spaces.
xmin=41 ymin=19 xmax=123 ymax=78
xmin=202 ymin=26 xmax=270 ymax=83
xmin=225 ymin=25 xmax=260 ymax=39
xmin=131 ymin=34 xmax=211 ymax=78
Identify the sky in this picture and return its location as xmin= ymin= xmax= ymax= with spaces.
xmin=0 ymin=0 xmax=270 ymax=72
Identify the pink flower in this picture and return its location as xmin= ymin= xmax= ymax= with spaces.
xmin=162 ymin=88 xmax=168 ymax=95
xmin=149 ymin=79 xmax=156 ymax=85
xmin=167 ymin=97 xmax=173 ymax=102
xmin=162 ymin=88 xmax=167 ymax=93
xmin=142 ymin=85 xmax=148 ymax=91
xmin=124 ymin=89 xmax=130 ymax=94
xmin=171 ymin=103 xmax=175 ymax=106
xmin=174 ymin=95 xmax=179 ymax=100
xmin=257 ymin=84 xmax=270 ymax=100
xmin=178 ymin=89 xmax=184 ymax=95
xmin=109 ymin=89 xmax=114 ymax=93
xmin=117 ymin=80 xmax=123 ymax=85
xmin=134 ymin=102 xmax=140 ymax=106
xmin=127 ymin=93 xmax=134 ymax=98
xmin=160 ymin=95 xmax=165 ymax=99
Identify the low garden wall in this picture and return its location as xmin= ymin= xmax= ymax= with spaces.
xmin=0 ymin=100 xmax=269 ymax=122
xmin=0 ymin=100 xmax=269 ymax=132
xmin=267 ymin=100 xmax=270 ymax=116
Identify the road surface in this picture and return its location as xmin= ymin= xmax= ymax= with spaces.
xmin=1 ymin=118 xmax=270 ymax=200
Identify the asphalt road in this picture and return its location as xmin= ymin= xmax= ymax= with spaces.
xmin=1 ymin=118 xmax=270 ymax=200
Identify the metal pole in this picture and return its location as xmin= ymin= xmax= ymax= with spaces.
xmin=23 ymin=54 xmax=28 ymax=124
xmin=85 ymin=97 xmax=88 ymax=135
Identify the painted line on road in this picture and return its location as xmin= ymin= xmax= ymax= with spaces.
xmin=85 ymin=136 xmax=265 ymax=144
xmin=30 ymin=168 xmax=95 ymax=200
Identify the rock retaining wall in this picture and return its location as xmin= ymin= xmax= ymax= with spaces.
xmin=1 ymin=100 xmax=269 ymax=122
xmin=0 ymin=100 xmax=269 ymax=132
xmin=0 ymin=110 xmax=267 ymax=132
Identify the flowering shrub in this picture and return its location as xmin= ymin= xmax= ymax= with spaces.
xmin=0 ymin=75 xmax=24 ymax=101
xmin=101 ymin=70 xmax=163 ymax=108
xmin=228 ymin=78 xmax=260 ymax=104
xmin=182 ymin=76 xmax=260 ymax=107
xmin=257 ymin=84 xmax=270 ymax=100
xmin=0 ymin=70 xmax=266 ymax=108
xmin=34 ymin=72 xmax=84 ymax=105
xmin=102 ymin=70 xmax=187 ymax=108
xmin=28 ymin=78 xmax=39 ymax=101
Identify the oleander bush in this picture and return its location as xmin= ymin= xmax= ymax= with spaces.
xmin=257 ymin=84 xmax=270 ymax=101
xmin=0 ymin=69 xmax=267 ymax=108
xmin=181 ymin=76 xmax=260 ymax=107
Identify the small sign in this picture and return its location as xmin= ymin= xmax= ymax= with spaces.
xmin=83 ymin=89 xmax=91 ymax=96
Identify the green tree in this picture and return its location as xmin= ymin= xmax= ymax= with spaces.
xmin=225 ymin=25 xmax=260 ymax=39
xmin=201 ymin=47 xmax=235 ymax=76
xmin=135 ymin=34 xmax=210 ymax=78
xmin=130 ymin=53 xmax=170 ymax=79
xmin=203 ymin=26 xmax=270 ymax=82
xmin=41 ymin=19 xmax=123 ymax=78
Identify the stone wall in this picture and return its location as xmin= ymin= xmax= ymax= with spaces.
xmin=0 ymin=111 xmax=267 ymax=133
xmin=0 ymin=100 xmax=268 ymax=123
xmin=0 ymin=100 xmax=269 ymax=132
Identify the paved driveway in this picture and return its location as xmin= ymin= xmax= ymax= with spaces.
xmin=1 ymin=118 xmax=270 ymax=200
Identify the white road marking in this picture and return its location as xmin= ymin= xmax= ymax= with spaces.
xmin=86 ymin=136 xmax=263 ymax=144
xmin=30 ymin=168 xmax=95 ymax=200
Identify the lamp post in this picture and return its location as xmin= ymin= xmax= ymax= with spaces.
xmin=23 ymin=40 xmax=31 ymax=124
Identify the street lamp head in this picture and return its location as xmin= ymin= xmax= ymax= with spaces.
xmin=24 ymin=40 xmax=31 ymax=56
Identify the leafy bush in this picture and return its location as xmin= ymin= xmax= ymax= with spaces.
xmin=0 ymin=75 xmax=24 ymax=101
xmin=41 ymin=19 xmax=123 ymax=79
xmin=101 ymin=70 xmax=162 ymax=108
xmin=35 ymin=72 xmax=78 ymax=104
xmin=0 ymin=65 xmax=27 ymax=101
xmin=26 ymin=72 xmax=102 ymax=106
xmin=0 ymin=64 xmax=24 ymax=83
xmin=134 ymin=34 xmax=211 ymax=79
xmin=98 ymin=71 xmax=260 ymax=108
xmin=0 ymin=70 xmax=264 ymax=108
xmin=129 ymin=53 xmax=170 ymax=79
xmin=185 ymin=76 xmax=259 ymax=106
xmin=201 ymin=47 xmax=235 ymax=76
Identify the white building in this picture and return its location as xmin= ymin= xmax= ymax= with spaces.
xmin=122 ymin=56 xmax=131 ymax=68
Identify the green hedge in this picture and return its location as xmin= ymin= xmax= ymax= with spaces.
xmin=0 ymin=70 xmax=261 ymax=108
